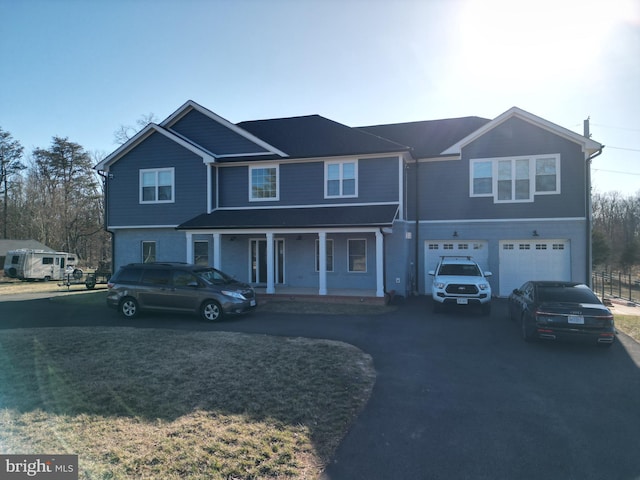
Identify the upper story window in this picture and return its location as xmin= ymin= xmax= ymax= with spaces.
xmin=140 ymin=168 xmax=174 ymax=204
xmin=325 ymin=160 xmax=357 ymax=198
xmin=250 ymin=165 xmax=279 ymax=201
xmin=470 ymin=154 xmax=560 ymax=203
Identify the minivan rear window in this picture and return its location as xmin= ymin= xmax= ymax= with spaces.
xmin=113 ymin=267 xmax=143 ymax=284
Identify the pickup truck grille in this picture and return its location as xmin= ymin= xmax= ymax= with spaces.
xmin=445 ymin=284 xmax=479 ymax=295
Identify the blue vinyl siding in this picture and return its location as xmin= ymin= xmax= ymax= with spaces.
xmin=170 ymin=109 xmax=269 ymax=156
xmin=410 ymin=118 xmax=587 ymax=221
xmin=218 ymin=156 xmax=399 ymax=207
xmin=113 ymin=229 xmax=187 ymax=271
xmin=108 ymin=131 xmax=207 ymax=227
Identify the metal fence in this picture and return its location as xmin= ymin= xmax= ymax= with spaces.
xmin=592 ymin=271 xmax=640 ymax=304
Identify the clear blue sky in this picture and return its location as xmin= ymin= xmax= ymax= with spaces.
xmin=2 ymin=0 xmax=639 ymax=195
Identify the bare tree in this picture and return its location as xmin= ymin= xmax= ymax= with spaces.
xmin=113 ymin=113 xmax=158 ymax=145
xmin=0 ymin=127 xmax=26 ymax=238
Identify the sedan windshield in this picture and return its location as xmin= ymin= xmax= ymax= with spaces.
xmin=537 ymin=286 xmax=599 ymax=304
xmin=195 ymin=268 xmax=234 ymax=285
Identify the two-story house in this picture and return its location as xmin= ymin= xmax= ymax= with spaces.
xmin=96 ymin=100 xmax=603 ymax=301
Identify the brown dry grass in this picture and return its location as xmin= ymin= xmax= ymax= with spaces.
xmin=0 ymin=327 xmax=375 ymax=479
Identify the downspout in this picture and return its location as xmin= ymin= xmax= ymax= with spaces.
xmin=97 ymin=170 xmax=115 ymax=272
xmin=414 ymin=155 xmax=420 ymax=296
xmin=585 ymin=146 xmax=604 ymax=287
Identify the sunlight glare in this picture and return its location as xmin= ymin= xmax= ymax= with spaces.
xmin=452 ymin=0 xmax=635 ymax=91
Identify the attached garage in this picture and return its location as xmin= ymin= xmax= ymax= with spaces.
xmin=424 ymin=240 xmax=489 ymax=293
xmin=498 ymin=239 xmax=571 ymax=296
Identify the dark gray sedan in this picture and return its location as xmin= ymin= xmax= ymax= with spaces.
xmin=508 ymin=281 xmax=615 ymax=347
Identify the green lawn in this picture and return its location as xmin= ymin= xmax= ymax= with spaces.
xmin=0 ymin=325 xmax=375 ymax=479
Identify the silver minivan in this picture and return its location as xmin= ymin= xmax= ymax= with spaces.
xmin=106 ymin=263 xmax=257 ymax=321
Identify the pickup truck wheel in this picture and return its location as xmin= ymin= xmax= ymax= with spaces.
xmin=481 ymin=303 xmax=491 ymax=315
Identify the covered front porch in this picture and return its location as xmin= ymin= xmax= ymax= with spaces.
xmin=179 ymin=204 xmax=399 ymax=301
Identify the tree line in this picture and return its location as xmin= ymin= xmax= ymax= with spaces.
xmin=592 ymin=191 xmax=640 ymax=272
xmin=0 ymin=126 xmax=109 ymax=266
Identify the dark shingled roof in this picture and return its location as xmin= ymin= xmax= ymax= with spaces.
xmin=178 ymin=204 xmax=399 ymax=230
xmin=358 ymin=116 xmax=490 ymax=158
xmin=237 ymin=115 xmax=408 ymax=159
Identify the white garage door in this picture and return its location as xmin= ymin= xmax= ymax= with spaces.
xmin=499 ymin=239 xmax=571 ymax=297
xmin=424 ymin=240 xmax=489 ymax=293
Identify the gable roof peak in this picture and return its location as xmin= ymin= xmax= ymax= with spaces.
xmin=441 ymin=106 xmax=603 ymax=156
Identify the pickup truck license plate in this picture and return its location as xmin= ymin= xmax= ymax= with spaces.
xmin=250 ymin=300 xmax=256 ymax=307
xmin=456 ymin=298 xmax=468 ymax=305
xmin=568 ymin=315 xmax=584 ymax=324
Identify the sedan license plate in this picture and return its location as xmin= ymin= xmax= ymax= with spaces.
xmin=250 ymin=300 xmax=256 ymax=307
xmin=568 ymin=315 xmax=584 ymax=325
xmin=456 ymin=298 xmax=468 ymax=305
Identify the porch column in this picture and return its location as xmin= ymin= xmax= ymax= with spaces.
xmin=318 ymin=232 xmax=327 ymax=295
xmin=212 ymin=233 xmax=221 ymax=268
xmin=186 ymin=232 xmax=193 ymax=263
xmin=266 ymin=232 xmax=275 ymax=294
xmin=375 ymin=230 xmax=384 ymax=297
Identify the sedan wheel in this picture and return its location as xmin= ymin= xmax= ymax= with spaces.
xmin=201 ymin=300 xmax=223 ymax=322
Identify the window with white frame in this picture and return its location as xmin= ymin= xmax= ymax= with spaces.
xmin=470 ymin=154 xmax=560 ymax=203
xmin=250 ymin=165 xmax=279 ymax=201
xmin=348 ymin=239 xmax=366 ymax=272
xmin=142 ymin=241 xmax=156 ymax=263
xmin=315 ymin=239 xmax=334 ymax=272
xmin=140 ymin=168 xmax=174 ymax=203
xmin=194 ymin=241 xmax=209 ymax=266
xmin=326 ymin=160 xmax=357 ymax=198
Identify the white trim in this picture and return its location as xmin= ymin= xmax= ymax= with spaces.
xmin=182 ymin=227 xmax=381 ymax=235
xmin=417 ymin=217 xmax=586 ymax=224
xmin=207 ymin=165 xmax=213 ymax=213
xmin=325 ymin=159 xmax=358 ymax=198
xmin=442 ymin=106 xmax=602 ymax=156
xmin=249 ymin=164 xmax=280 ymax=201
xmin=469 ymin=154 xmax=561 ymax=203
xmin=160 ymin=100 xmax=289 ymax=157
xmin=213 ymin=201 xmax=398 ymax=211
xmin=95 ymin=123 xmax=214 ymax=171
xmin=108 ymin=224 xmax=179 ymax=230
xmin=398 ymin=157 xmax=404 ymax=221
xmin=214 ymin=152 xmax=405 ymax=168
xmin=139 ymin=167 xmax=175 ymax=204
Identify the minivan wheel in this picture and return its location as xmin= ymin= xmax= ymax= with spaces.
xmin=201 ymin=300 xmax=223 ymax=322
xmin=119 ymin=297 xmax=139 ymax=319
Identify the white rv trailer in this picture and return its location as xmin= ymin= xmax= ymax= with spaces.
xmin=3 ymin=249 xmax=77 ymax=281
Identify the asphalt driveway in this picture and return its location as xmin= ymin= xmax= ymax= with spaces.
xmin=1 ymin=295 xmax=639 ymax=479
